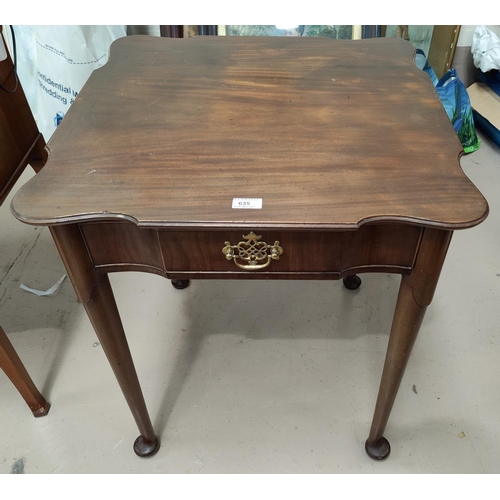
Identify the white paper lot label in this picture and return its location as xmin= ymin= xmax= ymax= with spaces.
xmin=232 ymin=198 xmax=263 ymax=209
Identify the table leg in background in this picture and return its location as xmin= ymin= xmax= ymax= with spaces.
xmin=0 ymin=325 xmax=50 ymax=417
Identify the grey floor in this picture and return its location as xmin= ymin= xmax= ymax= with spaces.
xmin=1 ymin=132 xmax=499 ymax=474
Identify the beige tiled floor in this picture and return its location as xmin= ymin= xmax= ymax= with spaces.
xmin=1 ymin=132 xmax=499 ymax=473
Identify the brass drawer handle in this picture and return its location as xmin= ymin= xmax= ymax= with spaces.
xmin=222 ymin=231 xmax=283 ymax=270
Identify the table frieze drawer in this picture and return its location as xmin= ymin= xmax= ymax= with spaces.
xmin=159 ymin=225 xmax=422 ymax=274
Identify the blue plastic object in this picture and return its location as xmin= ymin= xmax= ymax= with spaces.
xmin=415 ymin=49 xmax=480 ymax=153
xmin=478 ymin=70 xmax=500 ymax=96
xmin=473 ymin=70 xmax=500 ymax=147
xmin=435 ymin=69 xmax=480 ymax=153
xmin=473 ymin=109 xmax=500 ymax=148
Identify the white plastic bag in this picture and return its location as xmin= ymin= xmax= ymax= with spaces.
xmin=471 ymin=25 xmax=500 ymax=73
xmin=14 ymin=25 xmax=126 ymax=140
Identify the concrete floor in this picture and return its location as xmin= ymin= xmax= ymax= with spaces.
xmin=0 ymin=132 xmax=499 ymax=474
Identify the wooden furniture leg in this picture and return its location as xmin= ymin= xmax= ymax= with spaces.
xmin=29 ymin=134 xmax=49 ymax=174
xmin=343 ymin=275 xmax=362 ymax=290
xmin=0 ymin=325 xmax=50 ymax=417
xmin=171 ymin=279 xmax=190 ymax=290
xmin=365 ymin=228 xmax=453 ymax=459
xmin=50 ymin=225 xmax=159 ymax=457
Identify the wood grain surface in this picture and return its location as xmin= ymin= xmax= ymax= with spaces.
xmin=0 ymin=26 xmax=46 ymax=205
xmin=11 ymin=35 xmax=488 ymax=230
xmin=79 ymin=221 xmax=421 ymax=277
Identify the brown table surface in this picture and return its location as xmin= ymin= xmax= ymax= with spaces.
xmin=12 ymin=36 xmax=487 ymax=230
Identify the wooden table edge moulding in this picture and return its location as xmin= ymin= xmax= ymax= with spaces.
xmin=11 ymin=35 xmax=488 ymax=460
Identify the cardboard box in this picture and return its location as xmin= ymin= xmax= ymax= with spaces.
xmin=467 ymin=82 xmax=500 ymax=147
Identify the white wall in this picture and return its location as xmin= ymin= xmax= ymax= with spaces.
xmin=458 ymin=25 xmax=500 ymax=46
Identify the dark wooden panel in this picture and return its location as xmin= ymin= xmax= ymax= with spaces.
xmin=0 ymin=26 xmax=46 ymax=205
xmin=159 ymin=26 xmax=184 ymax=38
xmin=165 ymin=267 xmax=414 ymax=281
xmin=81 ymin=222 xmax=164 ymax=271
xmin=339 ymin=225 xmax=422 ymax=270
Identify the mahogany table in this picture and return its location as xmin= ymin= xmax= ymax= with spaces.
xmin=11 ymin=36 xmax=488 ymax=459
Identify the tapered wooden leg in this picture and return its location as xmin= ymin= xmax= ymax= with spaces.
xmin=365 ymin=279 xmax=426 ymax=459
xmin=365 ymin=228 xmax=453 ymax=460
xmin=0 ymin=325 xmax=50 ymax=417
xmin=50 ymin=225 xmax=159 ymax=457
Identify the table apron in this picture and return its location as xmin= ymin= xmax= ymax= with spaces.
xmin=79 ymin=222 xmax=423 ymax=279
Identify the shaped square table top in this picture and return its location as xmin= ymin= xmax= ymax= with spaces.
xmin=12 ymin=35 xmax=488 ymax=230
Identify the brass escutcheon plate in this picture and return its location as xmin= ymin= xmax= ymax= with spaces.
xmin=222 ymin=232 xmax=283 ymax=270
